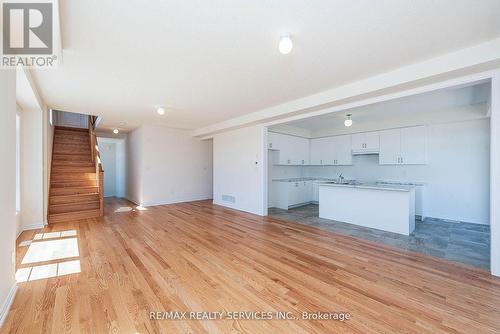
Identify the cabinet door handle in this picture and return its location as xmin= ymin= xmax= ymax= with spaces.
xmin=401 ymin=157 xmax=403 ymax=164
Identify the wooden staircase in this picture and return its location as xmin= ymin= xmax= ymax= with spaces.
xmin=49 ymin=118 xmax=104 ymax=223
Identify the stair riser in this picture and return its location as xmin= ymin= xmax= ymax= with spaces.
xmin=52 ymin=161 xmax=95 ymax=167
xmin=51 ymin=186 xmax=99 ymax=196
xmin=54 ymin=143 xmax=90 ymax=148
xmin=55 ymin=129 xmax=89 ymax=135
xmin=53 ymin=150 xmax=91 ymax=155
xmin=50 ymin=194 xmax=99 ymax=205
xmin=54 ymin=138 xmax=90 ymax=144
xmin=52 ymin=172 xmax=96 ymax=180
xmin=51 ymin=180 xmax=98 ymax=187
xmin=52 ymin=166 xmax=96 ymax=173
xmin=48 ymin=209 xmax=101 ymax=223
xmin=52 ymin=155 xmax=92 ymax=162
xmin=50 ymin=201 xmax=100 ymax=214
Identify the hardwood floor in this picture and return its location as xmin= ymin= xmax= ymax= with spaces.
xmin=3 ymin=198 xmax=500 ymax=333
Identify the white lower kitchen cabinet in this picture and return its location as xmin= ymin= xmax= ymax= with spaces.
xmin=312 ymin=182 xmax=320 ymax=202
xmin=273 ymin=181 xmax=313 ymax=210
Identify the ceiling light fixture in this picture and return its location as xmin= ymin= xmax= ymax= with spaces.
xmin=113 ymin=129 xmax=119 ymax=134
xmin=157 ymin=106 xmax=166 ymax=115
xmin=279 ymin=35 xmax=293 ymax=54
xmin=344 ymin=114 xmax=353 ymax=127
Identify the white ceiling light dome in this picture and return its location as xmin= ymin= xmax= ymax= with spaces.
xmin=344 ymin=114 xmax=352 ymax=127
xmin=113 ymin=128 xmax=119 ymax=134
xmin=157 ymin=106 xmax=166 ymax=115
xmin=279 ymin=35 xmax=293 ymax=54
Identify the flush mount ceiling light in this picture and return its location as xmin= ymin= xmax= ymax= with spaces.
xmin=157 ymin=106 xmax=166 ymax=115
xmin=344 ymin=114 xmax=353 ymax=127
xmin=113 ymin=129 xmax=119 ymax=134
xmin=279 ymin=35 xmax=293 ymax=54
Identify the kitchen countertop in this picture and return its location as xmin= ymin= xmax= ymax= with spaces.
xmin=319 ymin=182 xmax=416 ymax=192
xmin=272 ymin=177 xmax=338 ymax=183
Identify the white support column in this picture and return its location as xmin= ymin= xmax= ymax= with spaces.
xmin=491 ymin=70 xmax=500 ymax=276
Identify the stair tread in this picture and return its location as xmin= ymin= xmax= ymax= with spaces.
xmin=48 ymin=209 xmax=101 ymax=223
xmin=50 ymin=192 xmax=99 ymax=198
xmin=50 ymin=199 xmax=99 ymax=206
xmin=49 ymin=209 xmax=100 ymax=216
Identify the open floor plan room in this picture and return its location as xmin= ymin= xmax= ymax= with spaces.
xmin=3 ymin=198 xmax=500 ymax=333
xmin=2 ymin=1 xmax=500 ymax=333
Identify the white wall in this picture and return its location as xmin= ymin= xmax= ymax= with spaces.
xmin=125 ymin=125 xmax=213 ymax=206
xmin=298 ymin=119 xmax=490 ymax=224
xmin=213 ymin=125 xmax=266 ymax=215
xmin=53 ymin=110 xmax=88 ymax=128
xmin=141 ymin=125 xmax=212 ymax=206
xmin=20 ymin=106 xmax=45 ymax=230
xmin=98 ymin=137 xmax=127 ymax=198
xmin=0 ymin=70 xmax=17 ymax=326
xmin=126 ymin=127 xmax=143 ymax=204
xmin=100 ymin=141 xmax=116 ymax=197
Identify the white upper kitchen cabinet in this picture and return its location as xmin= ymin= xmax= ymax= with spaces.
xmin=379 ymin=126 xmax=427 ymax=165
xmin=267 ymin=131 xmax=281 ymax=150
xmin=351 ymin=131 xmax=379 ymax=154
xmin=310 ymin=135 xmax=351 ymax=165
xmin=269 ymin=132 xmax=309 ymax=165
xmin=379 ymin=129 xmax=401 ymax=165
xmin=310 ymin=137 xmax=334 ymax=165
xmin=332 ymin=135 xmax=352 ymax=165
xmin=293 ymin=136 xmax=310 ymax=165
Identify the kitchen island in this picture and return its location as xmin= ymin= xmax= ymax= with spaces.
xmin=319 ymin=183 xmax=416 ymax=235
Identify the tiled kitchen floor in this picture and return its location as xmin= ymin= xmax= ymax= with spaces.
xmin=268 ymin=204 xmax=490 ymax=269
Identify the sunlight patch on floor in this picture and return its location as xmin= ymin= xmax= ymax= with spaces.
xmin=16 ymin=260 xmax=81 ymax=282
xmin=33 ymin=230 xmax=77 ymax=240
xmin=22 ymin=238 xmax=79 ymax=264
xmin=115 ymin=206 xmax=133 ymax=213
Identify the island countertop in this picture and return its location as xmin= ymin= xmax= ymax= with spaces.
xmin=319 ymin=182 xmax=416 ymax=192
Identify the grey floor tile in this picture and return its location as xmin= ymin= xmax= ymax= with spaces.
xmin=268 ymin=204 xmax=490 ymax=270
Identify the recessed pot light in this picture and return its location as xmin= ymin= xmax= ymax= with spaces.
xmin=279 ymin=35 xmax=293 ymax=54
xmin=157 ymin=107 xmax=166 ymax=115
xmin=113 ymin=129 xmax=119 ymax=134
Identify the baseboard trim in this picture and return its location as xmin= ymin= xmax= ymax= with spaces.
xmin=124 ymin=196 xmax=139 ymax=205
xmin=0 ymin=284 xmax=17 ymax=327
xmin=213 ymin=200 xmax=264 ymax=216
xmin=22 ymin=222 xmax=45 ymax=231
xmin=142 ymin=197 xmax=212 ymax=208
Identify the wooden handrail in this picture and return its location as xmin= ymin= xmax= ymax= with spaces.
xmin=88 ymin=115 xmax=104 ymax=216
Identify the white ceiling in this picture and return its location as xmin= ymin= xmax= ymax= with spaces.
xmin=272 ymin=82 xmax=491 ymax=136
xmin=32 ymin=0 xmax=500 ymax=132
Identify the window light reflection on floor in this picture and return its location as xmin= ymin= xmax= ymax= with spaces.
xmin=22 ymin=237 xmax=79 ymax=264
xmin=33 ymin=230 xmax=77 ymax=240
xmin=17 ymin=230 xmax=82 ymax=283
xmin=16 ymin=260 xmax=81 ymax=283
